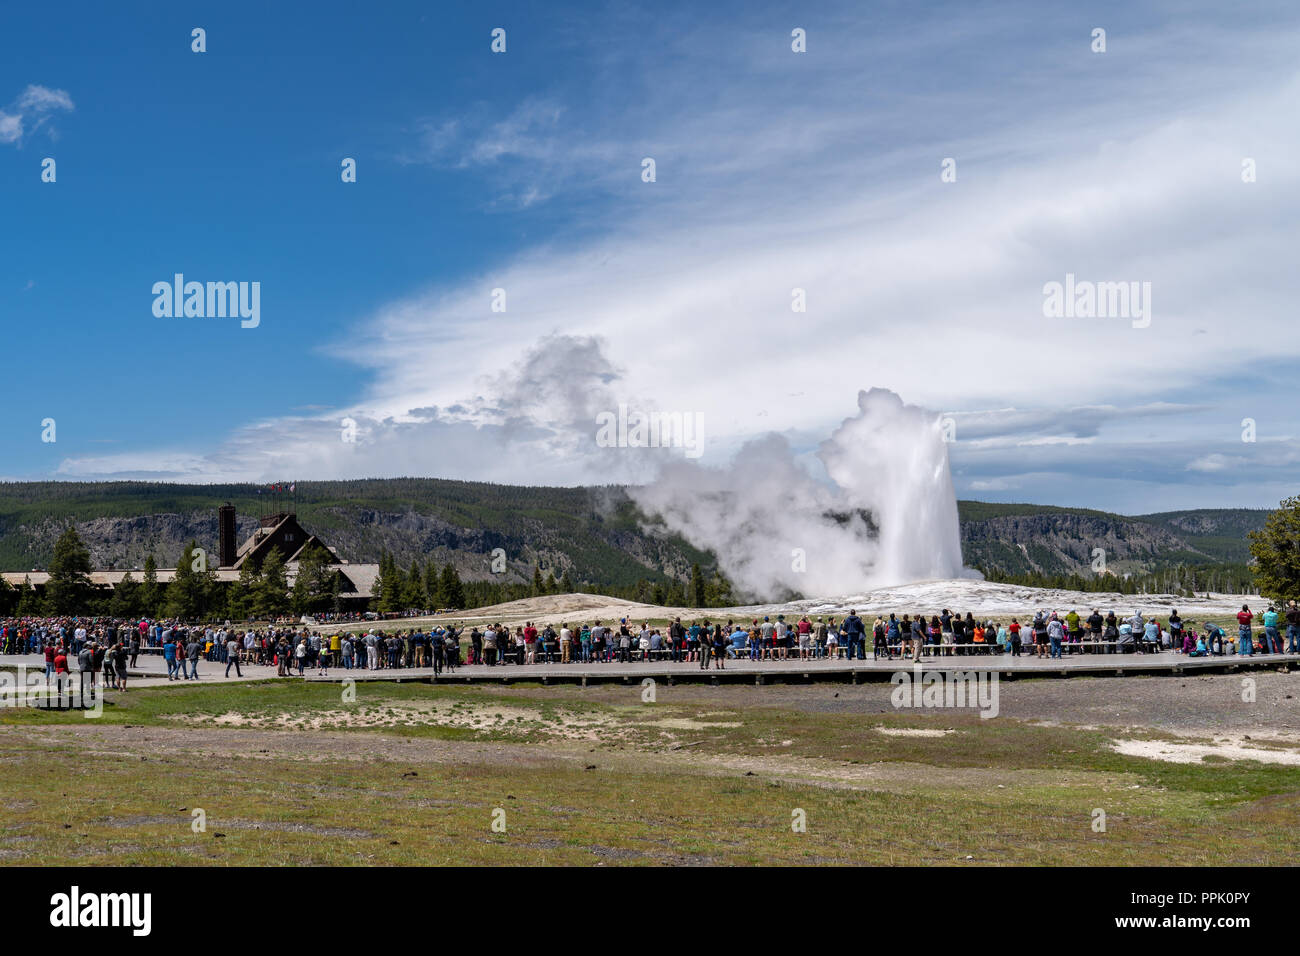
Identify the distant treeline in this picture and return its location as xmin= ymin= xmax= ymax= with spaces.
xmin=976 ymin=562 xmax=1258 ymax=597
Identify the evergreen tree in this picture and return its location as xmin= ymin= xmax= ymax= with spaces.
xmin=532 ymin=564 xmax=544 ymax=597
xmin=387 ymin=561 xmax=407 ymax=612
xmin=371 ymin=552 xmax=392 ymax=611
xmin=166 ymin=539 xmax=210 ymax=620
xmin=140 ymin=554 xmax=162 ymax=617
xmin=0 ymin=576 xmax=15 ymax=616
xmin=1249 ymin=495 xmax=1300 ymax=601
xmin=439 ymin=563 xmax=465 ymax=608
xmin=293 ymin=542 xmax=334 ymax=615
xmin=690 ymin=563 xmax=705 ymax=608
xmin=431 ymin=564 xmax=447 ymax=608
xmin=227 ymin=561 xmax=258 ymax=621
xmin=110 ymin=571 xmax=141 ymax=618
xmin=16 ymin=576 xmax=37 ymax=615
xmin=544 ymin=571 xmax=558 ymax=594
xmin=373 ymin=552 xmax=403 ymax=614
xmin=404 ymin=559 xmax=426 ymax=609
xmin=290 ymin=566 xmax=311 ymax=616
xmin=560 ymin=569 xmax=574 ymax=594
xmin=705 ymin=571 xmax=734 ymax=608
xmin=46 ymin=526 xmax=95 ymax=614
xmin=254 ymin=549 xmax=290 ymax=620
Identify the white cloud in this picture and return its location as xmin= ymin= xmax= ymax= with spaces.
xmin=52 ymin=9 xmax=1300 ymax=514
xmin=0 ymin=84 xmax=74 ymax=145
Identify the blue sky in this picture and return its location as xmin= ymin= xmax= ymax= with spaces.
xmin=2 ymin=0 xmax=1298 ymax=514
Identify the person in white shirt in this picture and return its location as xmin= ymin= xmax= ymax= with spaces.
xmin=559 ymin=625 xmax=572 ymax=663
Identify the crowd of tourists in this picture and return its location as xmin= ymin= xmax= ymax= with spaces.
xmin=2 ymin=601 xmax=1297 ymax=681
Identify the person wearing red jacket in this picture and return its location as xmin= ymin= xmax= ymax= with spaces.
xmin=1236 ymin=604 xmax=1254 ymax=655
xmin=523 ymin=623 xmax=538 ymax=664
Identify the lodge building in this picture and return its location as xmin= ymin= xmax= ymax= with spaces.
xmin=1 ymin=505 xmax=378 ymax=608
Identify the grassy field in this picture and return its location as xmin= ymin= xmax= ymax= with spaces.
xmin=1 ymin=678 xmax=1296 ymax=865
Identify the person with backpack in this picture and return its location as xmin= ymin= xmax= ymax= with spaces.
xmin=430 ymin=627 xmax=445 ymax=675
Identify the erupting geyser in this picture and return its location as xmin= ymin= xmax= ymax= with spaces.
xmin=630 ymin=388 xmax=966 ymax=599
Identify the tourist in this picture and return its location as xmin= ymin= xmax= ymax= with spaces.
xmin=1237 ymin=604 xmax=1254 ymax=656
xmin=113 ymin=641 xmax=129 ymax=691
xmin=1117 ymin=619 xmax=1135 ymax=653
xmin=843 ymin=610 xmax=865 ymax=660
xmin=1047 ymin=615 xmax=1064 ymax=659
xmin=1142 ymin=618 xmax=1160 ymax=654
xmin=162 ymin=634 xmax=179 ymax=680
xmin=1262 ymin=605 xmax=1282 ymax=654
xmin=185 ymin=633 xmax=202 ymax=680
xmin=226 ymin=633 xmax=243 ymax=677
xmin=711 ymin=623 xmax=727 ymax=669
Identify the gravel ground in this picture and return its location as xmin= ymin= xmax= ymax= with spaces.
xmin=507 ymin=670 xmax=1300 ymax=738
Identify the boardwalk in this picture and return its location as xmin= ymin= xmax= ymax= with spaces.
xmin=4 ymin=650 xmax=1296 ymax=688
xmin=302 ymin=650 xmax=1299 ymax=685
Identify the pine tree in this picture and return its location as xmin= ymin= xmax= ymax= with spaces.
xmin=110 ymin=571 xmax=140 ymax=618
xmin=544 ymin=571 xmax=558 ymax=594
xmin=705 ymin=571 xmax=734 ymax=608
xmin=532 ymin=564 xmax=544 ymax=597
xmin=690 ymin=563 xmax=705 ymax=608
xmin=439 ymin=563 xmax=465 ymax=609
xmin=293 ymin=543 xmax=334 ymax=615
xmin=382 ymin=556 xmax=407 ymax=614
xmin=227 ymin=561 xmax=258 ymax=621
xmin=16 ymin=576 xmax=37 ymax=615
xmin=0 ymin=576 xmax=15 ymax=616
xmin=140 ymin=554 xmax=162 ymax=617
xmin=560 ymin=569 xmax=574 ymax=594
xmin=46 ymin=526 xmax=95 ymax=614
xmin=372 ymin=552 xmax=391 ymax=611
xmin=254 ymin=549 xmax=290 ymax=620
xmin=1249 ymin=496 xmax=1300 ymax=601
xmin=425 ymin=562 xmax=441 ymax=607
xmin=166 ymin=539 xmax=210 ymax=620
xmin=404 ymin=559 xmax=425 ymax=609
